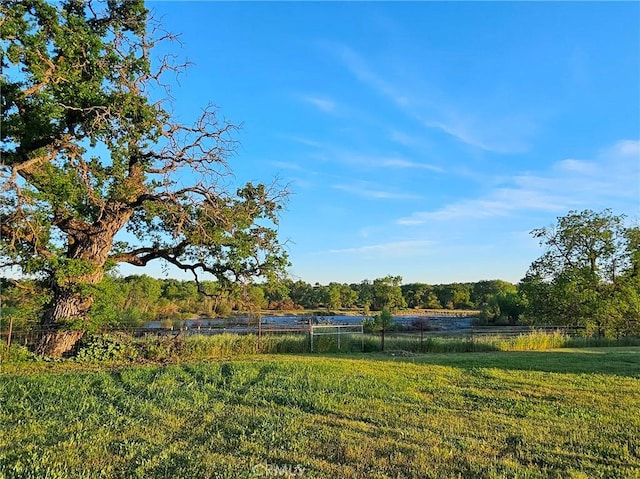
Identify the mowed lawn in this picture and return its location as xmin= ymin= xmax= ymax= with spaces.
xmin=1 ymin=348 xmax=639 ymax=478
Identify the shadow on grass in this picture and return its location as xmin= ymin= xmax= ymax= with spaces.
xmin=311 ymin=347 xmax=640 ymax=378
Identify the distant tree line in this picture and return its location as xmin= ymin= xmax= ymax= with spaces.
xmin=1 ymin=274 xmax=505 ymax=333
xmin=2 ymin=209 xmax=638 ymax=339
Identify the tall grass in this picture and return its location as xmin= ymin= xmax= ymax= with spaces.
xmin=379 ymin=330 xmax=640 ymax=354
xmin=181 ymin=333 xmax=258 ymax=359
xmin=490 ymin=329 xmax=570 ymax=351
xmin=2 ymin=330 xmax=639 ymax=364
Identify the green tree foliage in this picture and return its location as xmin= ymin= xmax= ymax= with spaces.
xmin=0 ymin=0 xmax=289 ymax=355
xmin=339 ymin=283 xmax=358 ymax=309
xmin=288 ymin=280 xmax=318 ymax=309
xmin=431 ymin=283 xmax=475 ymax=310
xmin=471 ymin=280 xmax=517 ymax=308
xmin=355 ymin=280 xmax=374 ymax=312
xmin=377 ymin=306 xmax=393 ymax=352
xmin=371 ymin=275 xmax=406 ymax=311
xmin=325 ymin=283 xmax=342 ymax=310
xmin=521 ymin=209 xmax=639 ymax=337
xmin=2 ymin=272 xmax=534 ymax=342
xmin=401 ymin=283 xmax=443 ymax=309
xmin=245 ymin=285 xmax=268 ymax=312
xmin=0 ymin=278 xmax=51 ymax=335
xmin=479 ymin=291 xmax=527 ymax=325
xmin=262 ymin=279 xmax=295 ymax=310
xmin=362 ymin=306 xmax=394 ymax=351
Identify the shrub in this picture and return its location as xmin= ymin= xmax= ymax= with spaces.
xmin=75 ymin=333 xmax=138 ymax=362
xmin=362 ymin=317 xmax=377 ymax=333
xmin=0 ymin=343 xmax=37 ymax=362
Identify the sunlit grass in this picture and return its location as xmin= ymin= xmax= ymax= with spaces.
xmin=1 ymin=348 xmax=639 ymax=478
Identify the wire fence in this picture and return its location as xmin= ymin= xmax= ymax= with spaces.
xmin=1 ymin=319 xmax=586 ymax=352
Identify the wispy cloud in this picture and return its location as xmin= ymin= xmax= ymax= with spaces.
xmin=330 ymin=148 xmax=444 ymax=173
xmin=270 ymin=161 xmax=305 ymax=171
xmin=398 ymin=189 xmax=561 ymax=224
xmin=379 ymin=157 xmax=444 ymax=172
xmin=327 ymin=42 xmax=536 ymax=154
xmin=300 ymin=95 xmax=338 ymax=114
xmin=398 ymin=139 xmax=640 ymax=224
xmin=425 ymin=115 xmax=535 ymax=155
xmin=333 ymin=182 xmax=422 ymax=200
xmin=333 ymin=43 xmax=411 ymax=109
xmin=388 ymin=129 xmax=436 ymax=153
xmin=328 ymin=240 xmax=434 ymax=257
xmin=280 ymin=134 xmax=324 ymax=149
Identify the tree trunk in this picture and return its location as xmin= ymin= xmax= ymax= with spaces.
xmin=35 ymin=287 xmax=95 ymax=357
xmin=35 ymin=329 xmax=86 ymax=357
xmin=35 ymin=212 xmax=131 ymax=357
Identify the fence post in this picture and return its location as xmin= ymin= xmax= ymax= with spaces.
xmin=5 ymin=317 xmax=14 ymax=359
xmin=309 ymin=318 xmax=314 ymax=353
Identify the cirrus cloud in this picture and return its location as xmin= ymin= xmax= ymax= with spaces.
xmin=398 ymin=139 xmax=640 ymax=224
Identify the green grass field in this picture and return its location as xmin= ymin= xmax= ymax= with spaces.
xmin=1 ymin=348 xmax=639 ymax=478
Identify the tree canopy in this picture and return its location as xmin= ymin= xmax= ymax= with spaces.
xmin=0 ymin=0 xmax=289 ymax=355
xmin=521 ymin=209 xmax=639 ymax=337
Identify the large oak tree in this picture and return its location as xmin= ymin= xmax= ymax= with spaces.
xmin=1 ymin=0 xmax=289 ymax=356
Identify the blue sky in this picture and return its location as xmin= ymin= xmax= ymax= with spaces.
xmin=131 ymin=1 xmax=640 ymax=286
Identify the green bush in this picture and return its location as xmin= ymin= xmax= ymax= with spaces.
xmin=75 ymin=333 xmax=138 ymax=362
xmin=361 ymin=318 xmax=373 ymax=333
xmin=0 ymin=343 xmax=37 ymax=362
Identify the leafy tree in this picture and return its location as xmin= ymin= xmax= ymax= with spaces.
xmin=88 ymin=274 xmax=128 ymax=328
xmin=371 ymin=275 xmax=406 ymax=311
xmin=471 ymin=280 xmax=516 ymax=308
xmin=423 ymin=291 xmax=442 ymax=309
xmin=288 ymin=280 xmax=316 ymax=309
xmin=402 ymin=283 xmax=444 ymax=309
xmin=402 ymin=283 xmax=428 ymax=309
xmin=339 ymin=283 xmax=358 ymax=309
xmin=162 ymin=279 xmax=199 ymax=315
xmin=122 ymin=275 xmax=161 ymax=314
xmin=366 ymin=307 xmax=393 ymax=351
xmin=163 ymin=279 xmax=198 ymax=302
xmin=521 ymin=209 xmax=639 ymax=337
xmin=263 ymin=279 xmax=294 ymax=310
xmin=496 ymin=291 xmax=527 ymax=325
xmin=433 ymin=284 xmax=455 ymax=310
xmin=326 ymin=282 xmax=342 ymax=310
xmin=355 ymin=279 xmax=374 ymax=311
xmin=432 ymin=283 xmax=474 ymax=309
xmin=452 ymin=286 xmax=473 ymax=309
xmin=0 ymin=0 xmax=289 ymax=355
xmin=479 ymin=290 xmax=527 ymax=325
xmin=411 ymin=316 xmax=432 ymax=347
xmin=0 ymin=277 xmax=50 ymax=335
xmin=245 ymin=285 xmax=268 ymax=312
